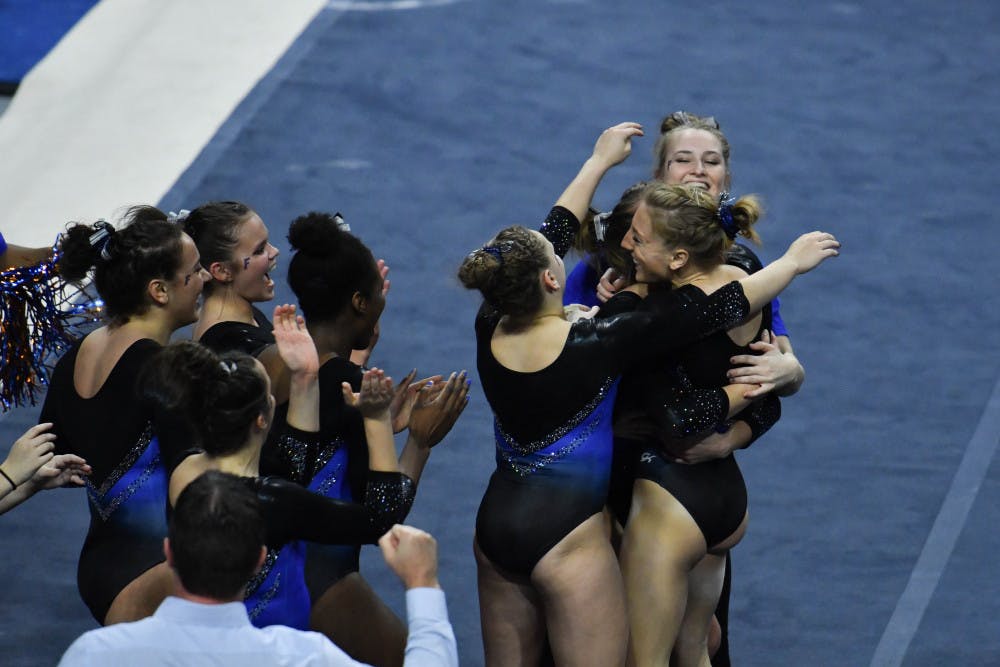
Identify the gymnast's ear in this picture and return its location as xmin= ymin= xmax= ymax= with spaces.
xmin=668 ymin=248 xmax=689 ymax=272
xmin=352 ymin=290 xmax=369 ymax=315
xmin=541 ymin=268 xmax=560 ymax=293
xmin=208 ymin=260 xmax=233 ymax=283
xmin=148 ymin=278 xmax=170 ymax=306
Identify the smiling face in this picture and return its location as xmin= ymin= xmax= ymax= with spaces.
xmin=229 ymin=214 xmax=279 ymax=303
xmin=660 ymin=128 xmax=730 ymax=197
xmin=620 ymin=202 xmax=674 ymax=283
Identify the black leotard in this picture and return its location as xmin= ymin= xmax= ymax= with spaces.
xmin=265 ymin=356 xmax=415 ymax=602
xmin=606 ymin=251 xmax=781 ymax=548
xmin=198 ymin=305 xmax=275 ymax=357
xmin=39 ymin=338 xmax=187 ymax=623
xmin=473 ymin=207 xmax=753 ymax=576
xmin=201 ymin=310 xmax=415 ymax=601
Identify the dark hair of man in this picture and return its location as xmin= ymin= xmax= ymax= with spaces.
xmin=169 ymin=471 xmax=265 ymax=600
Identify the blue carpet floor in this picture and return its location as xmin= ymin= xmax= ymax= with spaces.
xmin=3 ymin=1 xmax=1000 ymax=664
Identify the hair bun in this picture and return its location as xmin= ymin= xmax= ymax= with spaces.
xmin=287 ymin=211 xmax=348 ymax=255
xmin=660 ymin=110 xmax=721 ymax=135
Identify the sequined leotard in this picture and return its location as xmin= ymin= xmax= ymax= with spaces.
xmin=239 ymin=441 xmax=405 ymax=630
xmin=39 ymin=338 xmax=186 ymax=623
xmin=199 ymin=315 xmax=415 ymax=607
xmin=288 ymin=357 xmax=416 ymax=603
xmin=167 ymin=424 xmax=410 ymax=630
xmin=473 ymin=207 xmax=753 ymax=575
xmin=605 ymin=248 xmax=781 ymax=548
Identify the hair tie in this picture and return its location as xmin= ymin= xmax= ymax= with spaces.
xmin=716 ymin=192 xmax=738 ymax=240
xmin=219 ymin=360 xmax=236 ymax=374
xmin=481 ymin=246 xmax=503 ymax=264
xmin=593 ymin=212 xmax=612 ymax=243
xmin=481 ymin=239 xmax=515 ymax=266
xmin=167 ymin=209 xmax=190 ymax=224
xmin=332 ymin=212 xmax=350 ymax=232
xmin=88 ymin=220 xmax=115 ymax=261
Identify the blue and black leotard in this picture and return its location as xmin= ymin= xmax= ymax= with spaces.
xmin=200 ymin=315 xmax=415 ymax=607
xmin=39 ymin=338 xmax=187 ymax=623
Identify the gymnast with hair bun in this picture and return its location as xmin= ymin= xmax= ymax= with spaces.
xmin=458 ymin=121 xmax=837 ymax=666
xmin=607 ymin=181 xmax=827 ymax=666
xmin=570 ymin=112 xmax=805 ymax=405
xmin=281 ymin=212 xmax=468 ymax=667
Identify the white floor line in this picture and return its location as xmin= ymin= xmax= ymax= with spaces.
xmin=870 ymin=373 xmax=1000 ymax=666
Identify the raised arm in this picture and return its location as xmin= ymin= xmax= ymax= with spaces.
xmin=553 ymin=122 xmax=644 ymax=227
xmin=342 ymin=367 xmax=399 ymax=473
xmin=273 ymin=304 xmax=320 ymax=433
xmin=379 ymin=525 xmax=459 ymax=667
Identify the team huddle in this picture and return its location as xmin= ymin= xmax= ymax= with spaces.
xmin=0 ymin=111 xmax=838 ymax=666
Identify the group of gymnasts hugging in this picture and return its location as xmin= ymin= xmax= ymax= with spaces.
xmin=0 ymin=111 xmax=839 ymax=666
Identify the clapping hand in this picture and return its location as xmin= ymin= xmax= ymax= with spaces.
xmin=272 ymin=304 xmax=319 ymax=377
xmin=342 ymin=368 xmax=395 ymax=419
xmin=408 ymin=371 xmax=470 ymax=448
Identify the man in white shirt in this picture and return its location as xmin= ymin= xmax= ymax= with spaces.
xmin=59 ymin=471 xmax=458 ymax=666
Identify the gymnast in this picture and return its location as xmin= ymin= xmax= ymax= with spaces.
xmin=144 ymin=304 xmax=412 ymax=631
xmin=282 ymin=212 xmax=468 ymax=666
xmin=612 ymin=182 xmax=826 ymax=666
xmin=458 ymin=121 xmax=838 ymax=666
xmin=0 ymin=423 xmax=89 ymax=515
xmin=39 ymin=208 xmax=210 ymax=624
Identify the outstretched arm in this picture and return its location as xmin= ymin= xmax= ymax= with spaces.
xmin=738 ymin=231 xmax=840 ymax=312
xmin=554 ymin=122 xmax=644 ymax=224
xmin=0 ymin=243 xmax=52 ymax=270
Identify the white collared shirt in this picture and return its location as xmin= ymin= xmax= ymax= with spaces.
xmin=59 ymin=589 xmax=457 ymax=667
